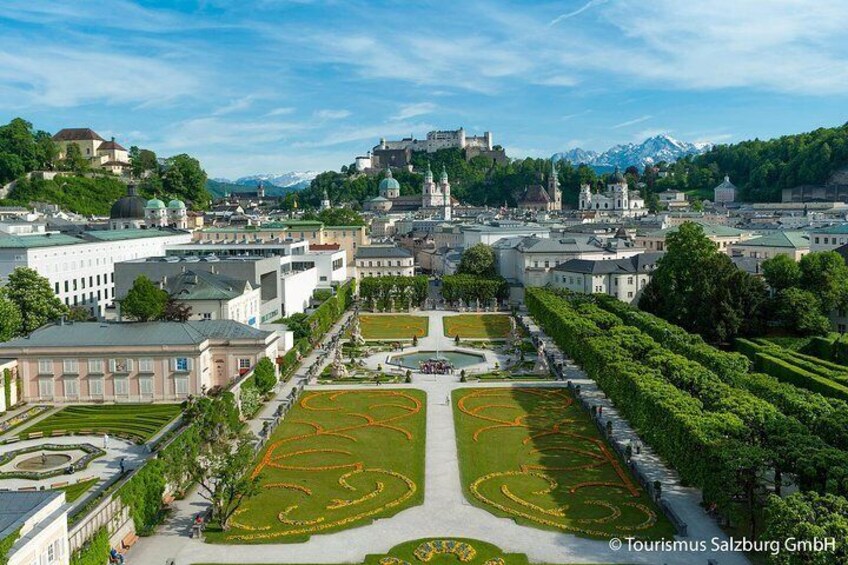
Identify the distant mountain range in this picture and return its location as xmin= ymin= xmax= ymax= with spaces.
xmin=207 ymin=171 xmax=318 ymax=198
xmin=552 ymin=134 xmax=711 ymax=171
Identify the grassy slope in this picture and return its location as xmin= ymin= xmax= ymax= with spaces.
xmin=21 ymin=404 xmax=181 ymax=442
xmin=452 ymin=387 xmax=674 ymax=540
xmin=207 ymin=389 xmax=426 ymax=544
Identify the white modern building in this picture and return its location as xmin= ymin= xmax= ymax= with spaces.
xmin=1 ymin=491 xmax=69 ymax=565
xmin=0 ymin=228 xmax=192 ymax=317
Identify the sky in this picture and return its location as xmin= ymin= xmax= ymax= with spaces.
xmin=1 ymin=0 xmax=847 ymax=179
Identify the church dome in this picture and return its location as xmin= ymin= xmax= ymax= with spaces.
xmin=146 ymin=198 xmax=166 ymax=209
xmin=378 ymin=168 xmax=400 ymax=191
xmin=167 ymin=199 xmax=186 ymax=209
xmin=110 ymin=195 xmax=146 ymax=219
xmin=610 ymin=167 xmax=625 ymax=184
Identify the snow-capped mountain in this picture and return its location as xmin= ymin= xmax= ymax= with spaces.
xmin=223 ymin=171 xmax=319 ymax=190
xmin=553 ymin=135 xmax=711 ymax=170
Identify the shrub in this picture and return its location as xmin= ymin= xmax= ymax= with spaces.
xmin=252 ymin=357 xmax=277 ymax=395
xmin=70 ymin=527 xmax=109 ymax=565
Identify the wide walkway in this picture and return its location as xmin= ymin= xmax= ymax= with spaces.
xmin=129 ymin=310 xmax=749 ymax=565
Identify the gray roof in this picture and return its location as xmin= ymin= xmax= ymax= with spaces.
xmin=554 ymin=253 xmax=663 ymax=275
xmin=0 ymin=320 xmax=270 ymax=349
xmin=355 ymin=246 xmax=413 ymax=259
xmin=0 ymin=491 xmax=61 ymax=543
xmin=515 ymin=234 xmax=639 ymax=254
xmin=168 ymin=271 xmax=251 ymax=301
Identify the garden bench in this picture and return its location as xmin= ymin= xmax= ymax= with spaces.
xmin=162 ymin=493 xmax=175 ymax=508
xmin=18 ymin=486 xmax=36 ymax=491
xmin=50 ymin=481 xmax=69 ymax=488
xmin=77 ymin=475 xmax=94 ymax=483
xmin=121 ymin=532 xmax=139 ymax=551
xmin=26 ymin=431 xmax=43 ymax=439
xmin=51 ymin=430 xmax=65 ymax=437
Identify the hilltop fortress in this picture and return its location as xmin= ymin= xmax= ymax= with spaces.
xmin=357 ymin=128 xmax=507 ymax=170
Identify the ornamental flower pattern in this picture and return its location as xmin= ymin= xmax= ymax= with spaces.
xmin=227 ymin=390 xmax=423 ymax=541
xmin=457 ymin=388 xmax=662 ymax=538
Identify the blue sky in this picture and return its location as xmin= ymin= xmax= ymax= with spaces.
xmin=1 ymin=0 xmax=847 ymax=179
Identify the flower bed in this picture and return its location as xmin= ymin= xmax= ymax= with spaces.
xmin=0 ymin=405 xmax=50 ymax=437
xmin=453 ymin=387 xmax=673 ymax=540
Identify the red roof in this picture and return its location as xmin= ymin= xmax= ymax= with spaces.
xmin=98 ymin=139 xmax=127 ymax=152
xmin=309 ymin=243 xmax=341 ymax=251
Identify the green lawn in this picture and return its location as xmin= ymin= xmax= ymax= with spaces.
xmin=57 ymin=478 xmax=99 ymax=502
xmin=443 ymin=314 xmax=513 ymax=340
xmin=207 ymin=389 xmax=426 ymax=543
xmin=453 ymin=387 xmax=674 ymax=540
xmin=359 ymin=314 xmax=429 ymax=340
xmin=21 ymin=404 xmax=181 ymax=443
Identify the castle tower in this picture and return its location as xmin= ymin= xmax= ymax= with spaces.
xmin=320 ymin=189 xmax=331 ymax=211
xmin=547 ymin=160 xmax=561 ymax=211
xmin=257 ymin=182 xmax=265 ymax=199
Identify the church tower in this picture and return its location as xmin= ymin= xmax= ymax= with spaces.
xmin=579 ymin=184 xmax=592 ymax=210
xmin=547 ymin=160 xmax=561 ymax=211
xmin=320 ymin=189 xmax=331 ymax=211
xmin=440 ymin=166 xmax=452 ymax=220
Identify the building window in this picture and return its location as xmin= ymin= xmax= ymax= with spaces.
xmin=139 ymin=377 xmax=153 ymax=396
xmin=174 ymin=357 xmax=190 ymax=372
xmin=62 ymin=359 xmax=79 ymax=374
xmin=138 ymin=358 xmax=154 ymax=373
xmin=239 ymin=358 xmax=251 ymax=370
xmin=38 ymin=378 xmax=54 ymax=399
xmin=88 ymin=359 xmax=103 ymax=374
xmin=89 ymin=376 xmax=103 ymax=397
xmin=37 ymin=358 xmax=54 ymax=375
xmin=110 ymin=358 xmax=133 ymax=373
xmin=175 ymin=376 xmax=189 ymax=396
xmin=114 ymin=376 xmax=129 ymax=396
xmin=202 ymin=312 xmax=212 ymax=320
xmin=65 ymin=377 xmax=79 ymax=398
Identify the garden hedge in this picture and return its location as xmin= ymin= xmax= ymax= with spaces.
xmin=70 ymin=527 xmax=109 ymax=565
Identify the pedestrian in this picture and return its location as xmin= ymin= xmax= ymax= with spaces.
xmin=103 ymin=433 xmax=109 ymax=449
xmin=119 ymin=457 xmax=125 ymax=474
xmin=445 ymin=394 xmax=450 ymax=405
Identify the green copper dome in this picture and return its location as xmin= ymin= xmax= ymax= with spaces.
xmin=146 ymin=198 xmax=166 ymax=209
xmin=167 ymin=199 xmax=186 ymax=209
xmin=379 ymin=168 xmax=400 ymax=191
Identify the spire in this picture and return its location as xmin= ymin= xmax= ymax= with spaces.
xmin=425 ymin=161 xmax=433 ymax=182
xmin=385 ymin=166 xmax=393 ymax=179
xmin=440 ymin=165 xmax=448 ymax=183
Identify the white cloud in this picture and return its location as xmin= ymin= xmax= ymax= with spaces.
xmin=314 ymin=109 xmax=351 ymax=120
xmin=549 ymin=0 xmax=609 ymax=26
xmin=611 ymin=115 xmax=652 ymax=129
xmin=212 ymin=95 xmax=258 ymax=116
xmin=266 ymin=107 xmax=296 ymax=116
xmin=391 ymin=103 xmax=436 ymax=121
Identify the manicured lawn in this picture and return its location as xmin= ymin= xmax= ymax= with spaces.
xmin=208 ymin=389 xmax=426 ymax=543
xmin=21 ymin=404 xmax=181 ymax=443
xmin=452 ymin=387 xmax=674 ymax=540
xmin=443 ymin=314 xmax=513 ymax=340
xmin=57 ymin=478 xmax=99 ymax=502
xmin=359 ymin=314 xmax=429 ymax=340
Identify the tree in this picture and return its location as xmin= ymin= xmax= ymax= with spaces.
xmin=67 ymin=306 xmax=92 ymax=322
xmin=5 ymin=267 xmax=67 ymax=334
xmin=161 ymin=297 xmax=192 ymax=322
xmin=121 ymin=275 xmax=169 ymax=322
xmin=763 ymin=254 xmax=802 ymax=292
xmin=280 ymin=312 xmax=310 ymax=341
xmin=639 ymin=222 xmax=767 ymax=343
xmin=192 ymin=437 xmax=261 ymax=530
xmin=0 ymin=288 xmax=22 ymax=342
xmin=458 ymin=243 xmax=496 ymax=277
xmin=61 ymin=143 xmax=90 ymax=174
xmin=0 ymin=153 xmax=25 ymax=185
xmin=129 ymin=146 xmax=158 ymax=178
xmin=252 ymin=357 xmax=277 ymax=395
xmin=163 ymin=154 xmax=210 ymax=208
xmin=763 ymin=492 xmax=848 ymax=564
xmin=773 ymin=288 xmax=831 ymax=336
xmin=799 ymin=251 xmax=848 ymax=314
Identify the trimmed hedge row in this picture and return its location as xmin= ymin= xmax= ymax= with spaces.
xmin=526 ymin=289 xmax=749 ymax=500
xmin=530 ymin=289 xmax=848 ymax=504
xmin=738 ymin=339 xmax=848 ymax=402
xmin=807 ymin=334 xmax=848 ymax=365
xmin=593 ymin=294 xmax=750 ymax=381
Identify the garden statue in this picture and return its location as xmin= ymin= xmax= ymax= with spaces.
xmin=349 ymin=316 xmax=365 ymax=345
xmin=475 ymin=298 xmax=480 ymax=312
xmin=533 ymin=340 xmax=550 ymax=376
xmin=330 ymin=348 xmax=348 ymax=379
xmin=369 ymin=296 xmax=377 ymax=312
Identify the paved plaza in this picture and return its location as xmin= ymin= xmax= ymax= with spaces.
xmin=126 ymin=310 xmax=749 ymax=565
